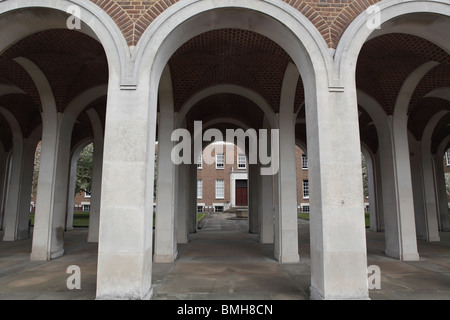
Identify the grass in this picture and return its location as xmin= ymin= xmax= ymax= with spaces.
xmin=29 ymin=211 xmax=90 ymax=228
xmin=298 ymin=212 xmax=372 ymax=228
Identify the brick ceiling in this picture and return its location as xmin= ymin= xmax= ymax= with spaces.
xmin=0 ymin=29 xmax=108 ymax=150
xmin=356 ymin=33 xmax=450 ymax=155
xmin=0 ymin=26 xmax=447 ymax=157
xmin=169 ymin=28 xmax=304 ymax=116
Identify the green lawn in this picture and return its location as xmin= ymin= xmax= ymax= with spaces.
xmin=29 ymin=211 xmax=90 ymax=228
xmin=298 ymin=212 xmax=372 ymax=228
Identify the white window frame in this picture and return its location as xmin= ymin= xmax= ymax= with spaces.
xmin=214 ymin=205 xmax=224 ymax=213
xmin=446 ymin=150 xmax=450 ymax=166
xmin=237 ymin=153 xmax=246 ymax=169
xmin=216 ymin=179 xmax=225 ymax=199
xmin=301 ymin=154 xmax=308 ymax=170
xmin=197 ymin=179 xmax=203 ymax=199
xmin=303 ymin=180 xmax=309 ymax=199
xmin=84 ymin=192 xmax=91 ymax=198
xmin=216 ymin=153 xmax=225 ymax=169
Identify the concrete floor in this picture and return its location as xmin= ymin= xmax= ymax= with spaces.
xmin=0 ymin=213 xmax=449 ymax=300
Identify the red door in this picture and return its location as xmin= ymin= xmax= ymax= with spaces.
xmin=235 ymin=180 xmax=248 ymax=206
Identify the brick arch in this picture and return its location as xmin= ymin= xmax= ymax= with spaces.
xmin=89 ymin=0 xmax=178 ymax=46
xmin=329 ymin=0 xmax=383 ymax=48
xmin=88 ymin=0 xmax=384 ymax=48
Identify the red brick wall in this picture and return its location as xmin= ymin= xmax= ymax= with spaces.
xmin=88 ymin=0 xmax=383 ymax=48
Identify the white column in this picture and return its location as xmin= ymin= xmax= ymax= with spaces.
xmin=248 ymin=163 xmax=259 ymax=234
xmin=258 ymin=172 xmax=274 ymax=244
xmin=409 ymin=134 xmax=427 ymax=240
xmin=0 ymin=144 xmax=7 ymax=230
xmin=419 ymin=110 xmax=448 ymax=241
xmin=274 ymin=63 xmax=299 ymax=263
xmin=96 ymin=81 xmax=154 ymax=300
xmin=176 ymin=163 xmax=190 ymax=244
xmin=377 ymin=116 xmax=419 ymax=261
xmin=16 ymin=129 xmax=41 ymax=240
xmin=66 ymin=146 xmax=84 ymax=231
xmin=374 ymin=153 xmax=385 ymax=231
xmin=357 ymin=89 xmax=419 ymax=260
xmin=308 ymin=78 xmax=369 ymax=300
xmin=1 ymin=108 xmax=24 ymax=241
xmin=154 ymin=65 xmax=177 ymax=261
xmin=434 ymin=149 xmax=450 ymax=231
xmin=87 ymin=109 xmax=104 ymax=243
xmin=189 ymin=164 xmax=197 ymax=234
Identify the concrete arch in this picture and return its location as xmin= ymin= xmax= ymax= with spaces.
xmin=0 ymin=107 xmax=23 ymax=241
xmin=425 ymin=87 xmax=450 ymax=101
xmin=176 ymin=84 xmax=278 ymax=130
xmin=66 ymin=137 xmax=93 ymax=231
xmin=133 ymin=0 xmax=330 ymax=89
xmin=435 ymin=135 xmax=450 ymax=231
xmin=0 ymin=0 xmax=127 ymax=79
xmin=335 ymin=0 xmax=450 ymax=82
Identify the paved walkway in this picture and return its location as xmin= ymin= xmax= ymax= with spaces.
xmin=0 ymin=213 xmax=449 ymax=300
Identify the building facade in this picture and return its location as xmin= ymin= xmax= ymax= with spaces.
xmin=0 ymin=0 xmax=448 ymax=300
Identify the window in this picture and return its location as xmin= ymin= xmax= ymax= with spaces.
xmin=84 ymin=192 xmax=91 ymax=198
xmin=197 ymin=180 xmax=202 ymax=199
xmin=214 ymin=206 xmax=224 ymax=213
xmin=197 ymin=154 xmax=203 ymax=169
xmin=216 ymin=179 xmax=225 ymax=199
xmin=302 ymin=154 xmax=308 ymax=169
xmin=237 ymin=154 xmax=246 ymax=169
xmin=303 ymin=180 xmax=309 ymax=199
xmin=82 ymin=204 xmax=91 ymax=212
xmin=302 ymin=205 xmax=310 ymax=213
xmin=446 ymin=150 xmax=450 ymax=166
xmin=197 ymin=205 xmax=204 ymax=213
xmin=216 ymin=153 xmax=225 ymax=169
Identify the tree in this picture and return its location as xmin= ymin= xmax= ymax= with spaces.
xmin=446 ymin=172 xmax=450 ymax=197
xmin=75 ymin=143 xmax=94 ymax=195
xmin=361 ymin=153 xmax=369 ymax=198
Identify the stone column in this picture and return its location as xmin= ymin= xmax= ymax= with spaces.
xmin=274 ymin=63 xmax=299 ymax=263
xmin=154 ymin=66 xmax=178 ymax=261
xmin=66 ymin=146 xmax=82 ymax=231
xmin=96 ymin=81 xmax=154 ymax=300
xmin=308 ymin=75 xmax=369 ymax=300
xmin=0 ymin=144 xmax=7 ymax=231
xmin=189 ymin=163 xmax=198 ymax=234
xmin=1 ymin=108 xmax=24 ymax=241
xmin=248 ymin=163 xmax=259 ymax=234
xmin=87 ymin=109 xmax=104 ymax=243
xmin=176 ymin=163 xmax=190 ymax=244
xmin=258 ymin=172 xmax=274 ymax=244
xmin=434 ymin=150 xmax=450 ymax=231
xmin=419 ymin=110 xmax=448 ymax=241
xmin=16 ymin=130 xmax=41 ymax=240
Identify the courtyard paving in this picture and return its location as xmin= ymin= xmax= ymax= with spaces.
xmin=0 ymin=213 xmax=449 ymax=300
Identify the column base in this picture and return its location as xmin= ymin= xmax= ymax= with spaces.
xmin=385 ymin=249 xmax=420 ymax=261
xmin=50 ymin=249 xmax=64 ymax=259
xmin=153 ymin=251 xmax=178 ymax=263
xmin=96 ymin=287 xmax=153 ymax=300
xmin=275 ymin=253 xmax=300 ymax=263
xmin=310 ymin=286 xmax=370 ymax=300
